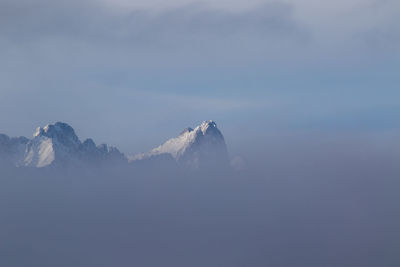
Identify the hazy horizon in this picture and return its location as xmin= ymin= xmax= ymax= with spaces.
xmin=1 ymin=0 xmax=400 ymax=266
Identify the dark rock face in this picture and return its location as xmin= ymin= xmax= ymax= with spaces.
xmin=178 ymin=121 xmax=229 ymax=168
xmin=35 ymin=122 xmax=80 ymax=148
xmin=97 ymin=144 xmax=126 ymax=163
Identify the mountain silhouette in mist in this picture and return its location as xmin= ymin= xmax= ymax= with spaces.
xmin=0 ymin=120 xmax=229 ymax=170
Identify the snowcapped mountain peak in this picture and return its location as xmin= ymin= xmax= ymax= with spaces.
xmin=22 ymin=122 xmax=127 ymax=168
xmin=1 ymin=120 xmax=229 ymax=170
xmin=26 ymin=122 xmax=81 ymax=167
xmin=199 ymin=120 xmax=217 ymax=134
xmin=33 ymin=122 xmax=80 ymax=147
xmin=131 ymin=120 xmax=228 ymax=169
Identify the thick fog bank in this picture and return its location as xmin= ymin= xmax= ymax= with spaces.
xmin=1 ymin=136 xmax=400 ymax=267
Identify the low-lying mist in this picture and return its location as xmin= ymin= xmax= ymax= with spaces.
xmin=1 ymin=134 xmax=400 ymax=267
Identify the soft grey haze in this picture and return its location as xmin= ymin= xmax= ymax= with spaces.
xmin=1 ymin=1 xmax=400 ymax=266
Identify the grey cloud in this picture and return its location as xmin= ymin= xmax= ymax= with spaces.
xmin=0 ymin=1 xmax=302 ymax=41
xmin=1 ymin=0 xmax=399 ymax=66
xmin=0 ymin=0 xmax=307 ymax=56
xmin=0 ymin=0 xmax=310 ymax=102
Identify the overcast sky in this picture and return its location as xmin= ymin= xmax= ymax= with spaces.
xmin=0 ymin=0 xmax=399 ymax=155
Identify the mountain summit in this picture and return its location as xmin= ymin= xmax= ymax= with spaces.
xmin=25 ymin=122 xmax=81 ymax=167
xmin=23 ymin=122 xmax=126 ymax=168
xmin=131 ymin=120 xmax=229 ymax=169
xmin=0 ymin=120 xmax=229 ymax=170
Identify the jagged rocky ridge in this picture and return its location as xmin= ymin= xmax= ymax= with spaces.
xmin=1 ymin=122 xmax=125 ymax=168
xmin=0 ymin=120 xmax=229 ymax=169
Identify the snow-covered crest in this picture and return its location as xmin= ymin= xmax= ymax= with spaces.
xmin=131 ymin=120 xmax=228 ymax=168
xmin=24 ymin=122 xmax=126 ymax=168
xmin=1 ymin=120 xmax=228 ymax=170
